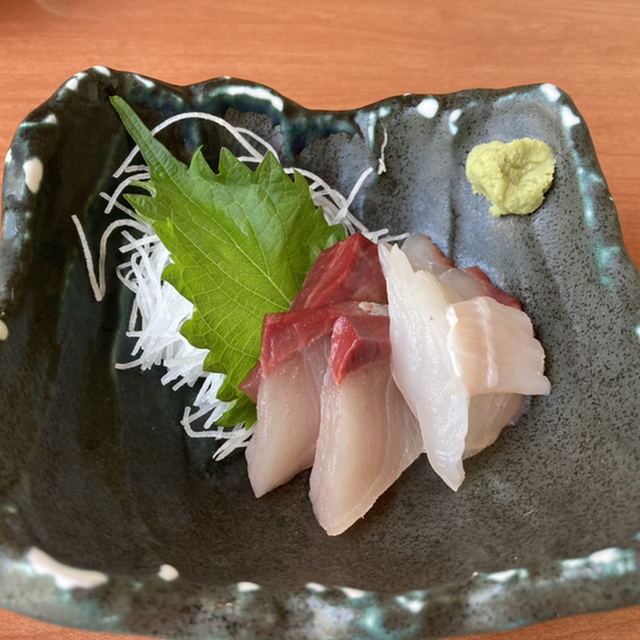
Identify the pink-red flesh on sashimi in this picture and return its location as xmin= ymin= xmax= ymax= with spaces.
xmin=240 ymin=233 xmax=388 ymax=402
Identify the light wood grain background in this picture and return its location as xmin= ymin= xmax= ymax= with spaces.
xmin=1 ymin=0 xmax=640 ymax=638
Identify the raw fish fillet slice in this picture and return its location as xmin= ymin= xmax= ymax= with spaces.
xmin=259 ymin=302 xmax=369 ymax=375
xmin=400 ymin=233 xmax=454 ymax=276
xmin=440 ymin=267 xmax=522 ymax=310
xmin=413 ymin=238 xmax=529 ymax=454
xmin=241 ymin=233 xmax=387 ymax=400
xmin=290 ymin=233 xmax=388 ymax=310
xmin=246 ymin=338 xmax=328 ymax=497
xmin=380 ymin=244 xmax=469 ymax=490
xmin=310 ymin=318 xmax=422 ymax=535
xmin=240 ymin=301 xmax=368 ymax=402
xmin=393 ymin=233 xmax=531 ymax=462
xmin=245 ymin=302 xmax=388 ymax=497
xmin=329 ymin=312 xmax=391 ymax=383
xmin=465 ymin=394 xmax=526 ymax=458
xmin=446 ymin=296 xmax=551 ymax=396
xmin=401 ymin=233 xmax=522 ymax=309
xmin=444 ymin=287 xmax=526 ymax=458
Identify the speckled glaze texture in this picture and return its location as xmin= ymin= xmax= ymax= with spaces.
xmin=1 ymin=68 xmax=640 ymax=639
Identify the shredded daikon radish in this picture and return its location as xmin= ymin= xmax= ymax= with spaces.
xmin=75 ymin=109 xmax=389 ymax=459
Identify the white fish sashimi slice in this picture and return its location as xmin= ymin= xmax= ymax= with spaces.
xmin=400 ymin=232 xmax=453 ymax=276
xmin=245 ymin=338 xmax=328 ymax=498
xmin=446 ymin=296 xmax=551 ymax=396
xmin=401 ymin=233 xmax=523 ymax=309
xmin=310 ymin=359 xmax=423 ymax=536
xmin=465 ymin=394 xmax=526 ymax=458
xmin=381 ymin=244 xmax=469 ymax=491
xmin=392 ymin=233 xmax=541 ymax=465
xmin=438 ymin=268 xmax=479 ymax=302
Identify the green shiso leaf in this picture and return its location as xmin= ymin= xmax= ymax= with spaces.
xmin=111 ymin=97 xmax=346 ymax=427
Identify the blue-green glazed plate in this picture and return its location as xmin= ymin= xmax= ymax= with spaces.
xmin=1 ymin=67 xmax=640 ymax=639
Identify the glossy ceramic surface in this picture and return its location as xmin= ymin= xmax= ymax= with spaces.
xmin=1 ymin=68 xmax=640 ymax=639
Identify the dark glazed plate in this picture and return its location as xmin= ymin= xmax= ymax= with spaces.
xmin=1 ymin=67 xmax=640 ymax=639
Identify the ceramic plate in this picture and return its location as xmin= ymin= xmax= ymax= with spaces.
xmin=1 ymin=67 xmax=640 ymax=639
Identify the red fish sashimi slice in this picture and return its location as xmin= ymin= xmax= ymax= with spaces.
xmin=240 ymin=233 xmax=387 ymax=401
xmin=290 ymin=233 xmax=388 ymax=311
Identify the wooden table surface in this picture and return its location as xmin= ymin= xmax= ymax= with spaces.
xmin=1 ymin=0 xmax=640 ymax=638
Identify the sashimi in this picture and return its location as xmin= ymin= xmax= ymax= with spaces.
xmin=244 ymin=303 xmax=370 ymax=495
xmin=399 ymin=232 xmax=454 ymax=276
xmin=87 ymin=104 xmax=556 ymax=536
xmin=446 ymin=296 xmax=551 ymax=396
xmin=240 ymin=233 xmax=387 ymax=401
xmin=245 ymin=337 xmax=328 ymax=497
xmin=465 ymin=394 xmax=526 ymax=458
xmin=380 ymin=235 xmax=549 ymax=490
xmin=401 ymin=233 xmax=521 ymax=309
xmin=380 ymin=244 xmax=470 ymax=490
xmin=310 ymin=314 xmax=422 ymax=535
xmin=399 ymin=236 xmax=531 ymax=400
xmin=290 ymin=232 xmax=388 ymax=311
xmin=245 ymin=303 xmax=389 ymax=498
xmin=244 ymin=232 xmax=390 ymax=499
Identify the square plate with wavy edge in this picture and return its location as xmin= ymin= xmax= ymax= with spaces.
xmin=1 ymin=67 xmax=640 ymax=639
